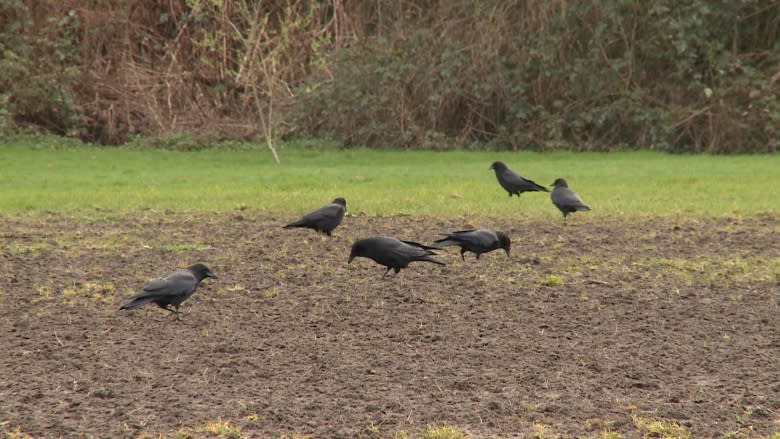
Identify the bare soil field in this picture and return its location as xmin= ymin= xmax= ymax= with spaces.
xmin=1 ymin=212 xmax=778 ymax=438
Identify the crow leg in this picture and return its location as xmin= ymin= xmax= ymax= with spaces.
xmin=162 ymin=304 xmax=181 ymax=320
xmin=460 ymin=249 xmax=466 ymax=262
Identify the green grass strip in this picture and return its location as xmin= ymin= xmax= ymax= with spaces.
xmin=1 ymin=136 xmax=777 ymax=218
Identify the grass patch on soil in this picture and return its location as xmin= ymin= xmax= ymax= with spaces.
xmin=633 ymin=256 xmax=780 ymax=288
xmin=1 ymin=135 xmax=778 ymax=218
xmin=631 ymin=411 xmax=692 ymax=439
xmin=4 ymin=426 xmax=35 ymax=439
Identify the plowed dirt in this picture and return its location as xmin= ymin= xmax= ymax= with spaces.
xmin=1 ymin=212 xmax=778 ymax=438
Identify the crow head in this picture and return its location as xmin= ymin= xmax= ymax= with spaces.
xmin=496 ymin=232 xmax=511 ymax=257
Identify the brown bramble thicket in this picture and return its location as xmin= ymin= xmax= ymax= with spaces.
xmin=2 ymin=0 xmax=779 ymax=152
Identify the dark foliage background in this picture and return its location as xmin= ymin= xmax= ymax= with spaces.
xmin=1 ymin=0 xmax=778 ymax=152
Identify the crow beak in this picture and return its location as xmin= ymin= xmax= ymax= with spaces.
xmin=348 ymin=255 xmax=354 ymax=264
xmin=504 ymin=248 xmax=511 ymax=257
xmin=207 ymin=270 xmax=218 ymax=279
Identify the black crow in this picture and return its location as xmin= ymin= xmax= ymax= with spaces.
xmin=119 ymin=263 xmax=217 ymax=319
xmin=348 ymin=236 xmax=445 ymax=278
xmin=433 ymin=229 xmax=511 ymax=261
xmin=489 ymin=161 xmax=549 ymax=197
xmin=551 ymin=178 xmax=591 ymax=224
xmin=283 ymin=197 xmax=347 ymax=236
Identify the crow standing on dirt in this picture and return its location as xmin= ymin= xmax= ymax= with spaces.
xmin=551 ymin=178 xmax=591 ymax=224
xmin=432 ymin=229 xmax=511 ymax=261
xmin=119 ymin=263 xmax=217 ymax=320
xmin=348 ymin=236 xmax=445 ymax=278
xmin=283 ymin=197 xmax=347 ymax=236
xmin=489 ymin=161 xmax=549 ymax=197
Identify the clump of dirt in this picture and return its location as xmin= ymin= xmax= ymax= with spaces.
xmin=0 ymin=212 xmax=778 ymax=437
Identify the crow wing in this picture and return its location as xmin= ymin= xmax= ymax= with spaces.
xmin=285 ymin=202 xmax=345 ymax=230
xmin=455 ymin=229 xmax=497 ymax=247
xmin=552 ymin=187 xmax=591 ymax=211
xmin=371 ymin=237 xmax=444 ymax=267
xmin=435 ymin=229 xmax=498 ymax=253
xmin=122 ymin=269 xmax=197 ymax=307
xmin=500 ymin=168 xmax=548 ymax=193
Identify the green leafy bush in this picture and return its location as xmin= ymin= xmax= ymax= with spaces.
xmin=297 ymin=0 xmax=780 ymax=152
xmin=0 ymin=0 xmax=81 ymax=136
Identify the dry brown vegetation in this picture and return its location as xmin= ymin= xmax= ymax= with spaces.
xmin=2 ymin=0 xmax=780 ymax=152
